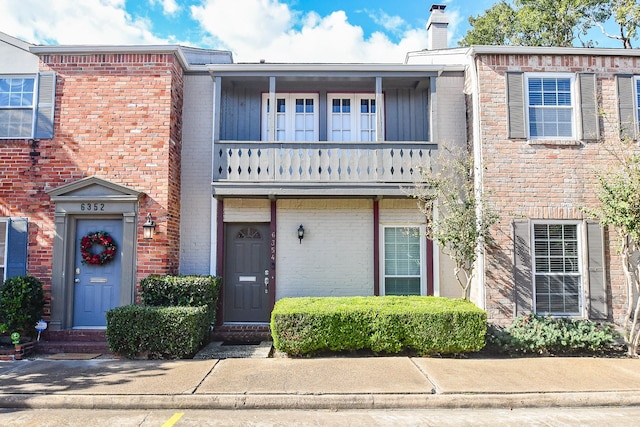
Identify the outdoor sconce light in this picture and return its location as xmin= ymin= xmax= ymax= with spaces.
xmin=143 ymin=213 xmax=156 ymax=240
xmin=297 ymin=224 xmax=304 ymax=244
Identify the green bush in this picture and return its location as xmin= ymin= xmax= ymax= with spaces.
xmin=271 ymin=296 xmax=487 ymax=356
xmin=0 ymin=275 xmax=45 ymax=338
xmin=487 ymin=314 xmax=620 ymax=355
xmin=140 ymin=275 xmax=221 ymax=323
xmin=106 ymin=305 xmax=209 ymax=359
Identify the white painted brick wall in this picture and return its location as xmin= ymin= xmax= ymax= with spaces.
xmin=224 ymin=198 xmax=271 ymax=222
xmin=276 ymin=199 xmax=374 ymax=299
xmin=179 ymin=75 xmax=214 ymax=274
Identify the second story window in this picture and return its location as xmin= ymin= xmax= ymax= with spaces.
xmin=261 ymin=93 xmax=319 ymax=142
xmin=0 ymin=73 xmax=56 ymax=140
xmin=328 ymin=94 xmax=378 ymax=142
xmin=526 ymin=75 xmax=574 ymax=139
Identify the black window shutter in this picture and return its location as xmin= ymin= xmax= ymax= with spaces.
xmin=579 ymin=73 xmax=599 ymax=141
xmin=34 ymin=72 xmax=56 ymax=139
xmin=513 ymin=219 xmax=533 ymax=316
xmin=506 ymin=72 xmax=526 ymax=139
xmin=6 ymin=218 xmax=28 ymax=278
xmin=616 ymin=75 xmax=636 ymax=141
xmin=586 ymin=221 xmax=608 ymax=320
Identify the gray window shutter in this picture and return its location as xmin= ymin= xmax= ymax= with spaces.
xmin=6 ymin=218 xmax=28 ymax=278
xmin=616 ymin=75 xmax=636 ymax=141
xmin=586 ymin=221 xmax=607 ymax=320
xmin=579 ymin=73 xmax=599 ymax=141
xmin=513 ymin=219 xmax=533 ymax=316
xmin=506 ymin=72 xmax=526 ymax=139
xmin=34 ymin=72 xmax=56 ymax=139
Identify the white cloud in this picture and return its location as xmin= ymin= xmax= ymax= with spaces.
xmin=191 ymin=0 xmax=430 ymax=63
xmin=0 ymin=0 xmax=165 ymax=45
xmin=366 ymin=9 xmax=406 ymax=35
xmin=150 ymin=0 xmax=180 ymax=16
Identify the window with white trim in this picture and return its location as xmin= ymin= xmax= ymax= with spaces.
xmin=0 ymin=219 xmax=7 ymax=286
xmin=328 ymin=94 xmax=379 ymax=142
xmin=261 ymin=93 xmax=319 ymax=141
xmin=525 ymin=74 xmax=575 ymax=139
xmin=382 ymin=226 xmax=425 ymax=296
xmin=533 ymin=222 xmax=583 ymax=316
xmin=635 ymin=77 xmax=640 ymax=129
xmin=0 ymin=73 xmax=56 ymax=139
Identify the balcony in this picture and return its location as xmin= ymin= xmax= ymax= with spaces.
xmin=213 ymin=141 xmax=435 ymax=196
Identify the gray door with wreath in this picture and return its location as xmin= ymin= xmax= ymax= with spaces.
xmin=74 ymin=219 xmax=122 ymax=327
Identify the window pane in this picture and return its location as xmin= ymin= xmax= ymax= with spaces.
xmin=295 ymin=99 xmax=304 ymax=113
xmin=342 ymin=99 xmax=350 ymax=113
xmin=332 ymin=99 xmax=341 ymax=113
xmin=384 ymin=227 xmax=421 ymax=295
xmin=277 ymin=98 xmax=286 ymax=113
xmin=528 ymin=77 xmax=573 ymax=138
xmin=533 ymin=223 xmax=581 ymax=315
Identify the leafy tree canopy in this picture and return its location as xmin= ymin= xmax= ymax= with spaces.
xmin=459 ymin=0 xmax=640 ymax=48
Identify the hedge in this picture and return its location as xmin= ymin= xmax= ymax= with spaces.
xmin=271 ymin=296 xmax=486 ymax=356
xmin=106 ymin=305 xmax=209 ymax=359
xmin=0 ymin=275 xmax=45 ymax=338
xmin=140 ymin=275 xmax=221 ymax=323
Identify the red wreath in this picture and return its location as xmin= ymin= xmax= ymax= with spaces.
xmin=80 ymin=231 xmax=117 ymax=265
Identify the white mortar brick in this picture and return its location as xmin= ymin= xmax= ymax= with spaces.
xmin=276 ymin=199 xmax=374 ymax=299
xmin=179 ymin=75 xmax=214 ymax=274
xmin=224 ymin=198 xmax=271 ymax=222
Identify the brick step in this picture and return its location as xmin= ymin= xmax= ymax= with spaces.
xmin=44 ymin=330 xmax=107 ymax=342
xmin=210 ymin=324 xmax=272 ymax=343
xmin=36 ymin=340 xmax=111 ymax=355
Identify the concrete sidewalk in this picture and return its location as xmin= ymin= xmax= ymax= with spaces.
xmin=1 ymin=356 xmax=640 ymax=409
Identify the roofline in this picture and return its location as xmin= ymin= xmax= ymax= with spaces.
xmin=407 ymin=45 xmax=640 ymax=58
xmin=28 ymin=45 xmax=233 ymax=71
xmin=207 ymin=63 xmax=466 ymax=77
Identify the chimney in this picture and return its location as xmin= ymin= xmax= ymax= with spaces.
xmin=427 ymin=4 xmax=449 ymax=50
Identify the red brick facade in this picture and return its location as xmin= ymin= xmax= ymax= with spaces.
xmin=0 ymin=52 xmax=184 ymax=314
xmin=475 ymin=53 xmax=638 ymax=324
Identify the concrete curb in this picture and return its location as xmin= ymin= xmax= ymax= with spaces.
xmin=1 ymin=391 xmax=640 ymax=410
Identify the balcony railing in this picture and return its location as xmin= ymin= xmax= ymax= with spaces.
xmin=214 ymin=141 xmax=434 ymax=184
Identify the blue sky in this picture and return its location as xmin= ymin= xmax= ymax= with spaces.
xmin=0 ymin=0 xmax=623 ymax=63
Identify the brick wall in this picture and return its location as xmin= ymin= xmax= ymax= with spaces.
xmin=0 ymin=52 xmax=184 ymax=310
xmin=476 ymin=53 xmax=636 ymax=324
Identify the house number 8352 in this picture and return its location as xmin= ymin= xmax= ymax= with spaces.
xmin=80 ymin=203 xmax=105 ymax=211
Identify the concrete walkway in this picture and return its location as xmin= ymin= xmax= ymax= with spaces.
xmin=1 ymin=356 xmax=640 ymax=409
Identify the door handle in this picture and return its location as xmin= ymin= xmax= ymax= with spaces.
xmin=74 ymin=278 xmax=80 ymax=283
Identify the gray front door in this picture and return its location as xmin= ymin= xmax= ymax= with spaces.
xmin=73 ymin=219 xmax=122 ymax=327
xmin=224 ymin=223 xmax=271 ymax=322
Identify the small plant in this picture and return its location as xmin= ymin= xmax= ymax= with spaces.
xmin=0 ymin=275 xmax=45 ymax=339
xmin=487 ymin=314 xmax=621 ymax=355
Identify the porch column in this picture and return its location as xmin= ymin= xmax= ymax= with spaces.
xmin=375 ymin=77 xmax=384 ymax=142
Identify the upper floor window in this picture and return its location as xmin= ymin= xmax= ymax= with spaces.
xmin=636 ymin=77 xmax=640 ymax=128
xmin=507 ymin=72 xmax=597 ymax=142
xmin=328 ymin=94 xmax=379 ymax=142
xmin=261 ymin=93 xmax=319 ymax=142
xmin=526 ymin=75 xmax=574 ymax=139
xmin=0 ymin=73 xmax=56 ymax=140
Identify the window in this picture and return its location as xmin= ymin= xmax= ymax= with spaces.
xmin=0 ymin=73 xmax=55 ymax=139
xmin=261 ymin=93 xmax=319 ymax=141
xmin=636 ymin=77 xmax=640 ymax=129
xmin=526 ymin=75 xmax=574 ymax=139
xmin=328 ymin=94 xmax=379 ymax=141
xmin=507 ymin=72 xmax=597 ymax=141
xmin=382 ymin=226 xmax=425 ymax=296
xmin=533 ymin=223 xmax=582 ymax=316
xmin=0 ymin=218 xmax=28 ymax=284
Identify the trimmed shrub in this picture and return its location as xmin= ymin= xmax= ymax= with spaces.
xmin=106 ymin=305 xmax=209 ymax=359
xmin=271 ymin=296 xmax=486 ymax=356
xmin=140 ymin=275 xmax=221 ymax=323
xmin=487 ymin=314 xmax=621 ymax=355
xmin=0 ymin=275 xmax=45 ymax=338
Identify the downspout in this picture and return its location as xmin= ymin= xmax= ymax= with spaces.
xmin=468 ymin=48 xmax=486 ymax=309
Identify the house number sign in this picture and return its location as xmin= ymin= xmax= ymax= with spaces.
xmin=80 ymin=202 xmax=105 ymax=211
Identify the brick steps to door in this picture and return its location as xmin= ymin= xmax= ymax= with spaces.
xmin=36 ymin=330 xmax=110 ymax=355
xmin=210 ymin=324 xmax=272 ymax=343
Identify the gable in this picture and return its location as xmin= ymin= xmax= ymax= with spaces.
xmin=47 ymin=176 xmax=142 ymax=201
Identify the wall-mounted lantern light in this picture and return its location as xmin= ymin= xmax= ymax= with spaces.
xmin=297 ymin=224 xmax=305 ymax=244
xmin=143 ymin=213 xmax=156 ymax=240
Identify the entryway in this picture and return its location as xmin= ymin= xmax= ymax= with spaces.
xmin=223 ymin=223 xmax=272 ymax=322
xmin=73 ymin=219 xmax=123 ymax=327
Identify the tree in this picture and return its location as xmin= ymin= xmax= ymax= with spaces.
xmin=459 ymin=0 xmax=639 ymax=48
xmin=587 ymin=137 xmax=640 ymax=356
xmin=410 ymin=147 xmax=497 ymax=300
